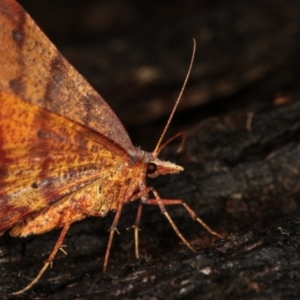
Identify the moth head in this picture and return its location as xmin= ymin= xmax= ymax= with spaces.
xmin=146 ymin=155 xmax=183 ymax=178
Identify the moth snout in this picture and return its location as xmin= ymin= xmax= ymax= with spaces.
xmin=147 ymin=160 xmax=183 ymax=178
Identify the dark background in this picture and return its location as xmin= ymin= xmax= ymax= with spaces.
xmin=18 ymin=0 xmax=300 ymax=148
xmin=1 ymin=0 xmax=300 ymax=299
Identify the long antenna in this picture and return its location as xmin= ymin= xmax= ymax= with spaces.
xmin=153 ymin=38 xmax=196 ymax=155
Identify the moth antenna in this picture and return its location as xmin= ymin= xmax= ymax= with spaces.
xmin=156 ymin=131 xmax=186 ymax=156
xmin=153 ymin=38 xmax=196 ymax=156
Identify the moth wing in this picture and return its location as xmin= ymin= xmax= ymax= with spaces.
xmin=0 ymin=0 xmax=133 ymax=151
xmin=0 ymin=91 xmax=131 ymax=234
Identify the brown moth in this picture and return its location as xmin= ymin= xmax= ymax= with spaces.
xmin=0 ymin=0 xmax=220 ymax=294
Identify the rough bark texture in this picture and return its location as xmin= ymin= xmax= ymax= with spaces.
xmin=1 ymin=0 xmax=300 ymax=299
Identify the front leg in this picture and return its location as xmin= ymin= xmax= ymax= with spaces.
xmin=130 ymin=181 xmax=221 ymax=260
xmin=144 ymin=190 xmax=222 ymax=238
xmin=128 ymin=181 xmax=196 ymax=259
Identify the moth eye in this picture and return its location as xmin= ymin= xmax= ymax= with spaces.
xmin=31 ymin=182 xmax=38 ymax=189
xmin=147 ymin=162 xmax=157 ymax=175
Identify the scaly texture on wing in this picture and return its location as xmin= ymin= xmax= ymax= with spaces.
xmin=0 ymin=91 xmax=130 ymax=234
xmin=0 ymin=0 xmax=134 ymax=151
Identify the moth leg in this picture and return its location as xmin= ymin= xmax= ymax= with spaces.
xmin=128 ymin=181 xmax=196 ymax=253
xmin=148 ymin=189 xmax=196 ymax=252
xmin=125 ymin=186 xmax=153 ymax=259
xmin=131 ymin=200 xmax=143 ymax=259
xmin=12 ymin=224 xmax=70 ymax=295
xmin=145 ymin=191 xmax=222 ymax=238
xmin=104 ymin=187 xmax=154 ymax=271
xmin=103 ymin=203 xmax=123 ymax=272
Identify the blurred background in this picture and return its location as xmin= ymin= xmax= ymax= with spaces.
xmin=18 ymin=0 xmax=300 ymax=149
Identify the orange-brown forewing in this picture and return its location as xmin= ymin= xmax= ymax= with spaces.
xmin=0 ymin=90 xmax=131 ymax=235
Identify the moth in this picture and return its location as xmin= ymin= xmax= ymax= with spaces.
xmin=0 ymin=0 xmax=220 ymax=294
